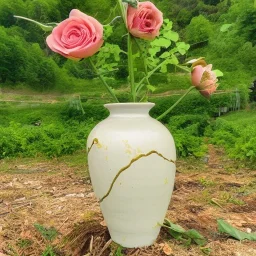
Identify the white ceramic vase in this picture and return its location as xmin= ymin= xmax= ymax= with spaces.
xmin=87 ymin=103 xmax=176 ymax=248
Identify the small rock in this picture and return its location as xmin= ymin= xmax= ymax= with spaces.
xmin=246 ymin=228 xmax=252 ymax=233
xmin=163 ymin=243 xmax=173 ymax=255
xmin=46 ymin=211 xmax=52 ymax=215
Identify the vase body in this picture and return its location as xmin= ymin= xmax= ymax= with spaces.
xmin=87 ymin=103 xmax=176 ymax=248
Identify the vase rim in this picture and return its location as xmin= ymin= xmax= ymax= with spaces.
xmin=104 ymin=102 xmax=155 ymax=116
xmin=104 ymin=102 xmax=155 ymax=107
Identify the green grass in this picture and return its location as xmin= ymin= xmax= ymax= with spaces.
xmin=221 ymin=109 xmax=256 ymax=125
xmin=208 ymin=108 xmax=256 ymax=163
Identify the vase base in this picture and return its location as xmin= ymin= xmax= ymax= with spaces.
xmin=110 ymin=230 xmax=158 ymax=248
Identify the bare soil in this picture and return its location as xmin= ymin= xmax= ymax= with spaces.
xmin=0 ymin=145 xmax=255 ymax=256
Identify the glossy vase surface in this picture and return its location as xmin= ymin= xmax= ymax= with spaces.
xmin=87 ymin=103 xmax=176 ymax=248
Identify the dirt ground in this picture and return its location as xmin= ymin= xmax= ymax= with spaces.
xmin=0 ymin=145 xmax=255 ymax=256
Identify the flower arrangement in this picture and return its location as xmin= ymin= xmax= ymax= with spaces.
xmin=14 ymin=1 xmax=222 ymax=248
xmin=15 ymin=0 xmax=220 ymax=120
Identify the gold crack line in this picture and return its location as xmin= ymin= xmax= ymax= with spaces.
xmin=87 ymin=138 xmax=99 ymax=154
xmin=99 ymin=150 xmax=176 ymax=203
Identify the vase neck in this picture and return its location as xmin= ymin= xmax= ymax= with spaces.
xmin=104 ymin=103 xmax=155 ymax=117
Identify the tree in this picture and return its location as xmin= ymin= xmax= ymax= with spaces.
xmin=185 ymin=15 xmax=213 ymax=44
xmin=239 ymin=9 xmax=256 ymax=45
xmin=0 ymin=0 xmax=25 ymax=27
xmin=0 ymin=26 xmax=28 ymax=83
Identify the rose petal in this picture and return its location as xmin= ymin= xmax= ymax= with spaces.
xmin=127 ymin=1 xmax=163 ymax=40
xmin=46 ymin=9 xmax=103 ymax=59
xmin=191 ymin=65 xmax=205 ymax=87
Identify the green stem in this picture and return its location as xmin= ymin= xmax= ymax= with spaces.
xmin=88 ymin=58 xmax=119 ymax=103
xmin=156 ymin=86 xmax=195 ymax=121
xmin=175 ymin=64 xmax=191 ymax=73
xmin=134 ymin=39 xmax=149 ymax=82
xmin=135 ymin=59 xmax=167 ymax=92
xmin=134 ymin=38 xmax=150 ymax=99
xmin=128 ymin=33 xmax=136 ymax=101
xmin=117 ymin=0 xmax=126 ymax=25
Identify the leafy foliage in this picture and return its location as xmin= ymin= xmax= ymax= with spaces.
xmin=34 ymin=223 xmax=58 ymax=242
xmin=163 ymin=219 xmax=208 ymax=247
xmin=0 ymin=103 xmax=96 ymax=159
xmin=207 ymin=110 xmax=256 ymax=163
xmin=217 ymin=219 xmax=256 ymax=241
xmin=185 ymin=15 xmax=213 ymax=44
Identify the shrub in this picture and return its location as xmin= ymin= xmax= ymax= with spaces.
xmin=0 ymin=113 xmax=96 ymax=159
xmin=209 ymin=111 xmax=256 ymax=163
xmin=167 ymin=114 xmax=210 ymax=157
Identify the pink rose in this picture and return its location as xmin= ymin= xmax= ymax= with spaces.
xmin=191 ymin=64 xmax=218 ymax=98
xmin=127 ymin=1 xmax=163 ymax=40
xmin=46 ymin=9 xmax=103 ymax=60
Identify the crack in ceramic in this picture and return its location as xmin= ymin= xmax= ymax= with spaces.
xmin=87 ymin=138 xmax=176 ymax=203
xmin=87 ymin=138 xmax=99 ymax=154
xmin=99 ymin=150 xmax=176 ymax=203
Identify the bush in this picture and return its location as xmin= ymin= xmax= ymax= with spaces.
xmin=0 ymin=120 xmax=95 ymax=158
xmin=150 ymin=89 xmax=248 ymax=123
xmin=0 ymin=103 xmax=98 ymax=159
xmin=167 ymin=114 xmax=210 ymax=157
xmin=208 ymin=110 xmax=256 ymax=163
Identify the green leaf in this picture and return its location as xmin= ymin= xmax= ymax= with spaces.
xmin=213 ymin=69 xmax=224 ymax=77
xmin=183 ymin=237 xmax=192 ymax=247
xmin=217 ymin=219 xmax=256 ymax=241
xmin=201 ymin=247 xmax=212 ymax=255
xmin=115 ymin=245 xmax=124 ymax=256
xmin=151 ymin=38 xmax=171 ymax=48
xmin=185 ymin=229 xmax=207 ymax=246
xmin=176 ymin=42 xmax=190 ymax=55
xmin=164 ymin=219 xmax=186 ymax=233
xmin=169 ymin=229 xmax=183 ymax=240
xmin=246 ymin=150 xmax=254 ymax=157
xmin=146 ymin=84 xmax=156 ymax=92
xmin=160 ymin=63 xmax=167 ymax=73
xmin=220 ymin=24 xmax=233 ymax=33
xmin=103 ymin=25 xmax=113 ymax=40
xmin=163 ymin=219 xmax=208 ymax=247
xmin=34 ymin=223 xmax=58 ymax=242
xmin=166 ymin=55 xmax=179 ymax=65
xmin=159 ymin=52 xmax=170 ymax=59
xmin=159 ymin=56 xmax=179 ymax=72
xmin=42 ymin=246 xmax=57 ymax=256
xmin=148 ymin=46 xmax=161 ymax=56
xmin=163 ymin=19 xmax=173 ymax=30
xmin=163 ymin=31 xmax=179 ymax=42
